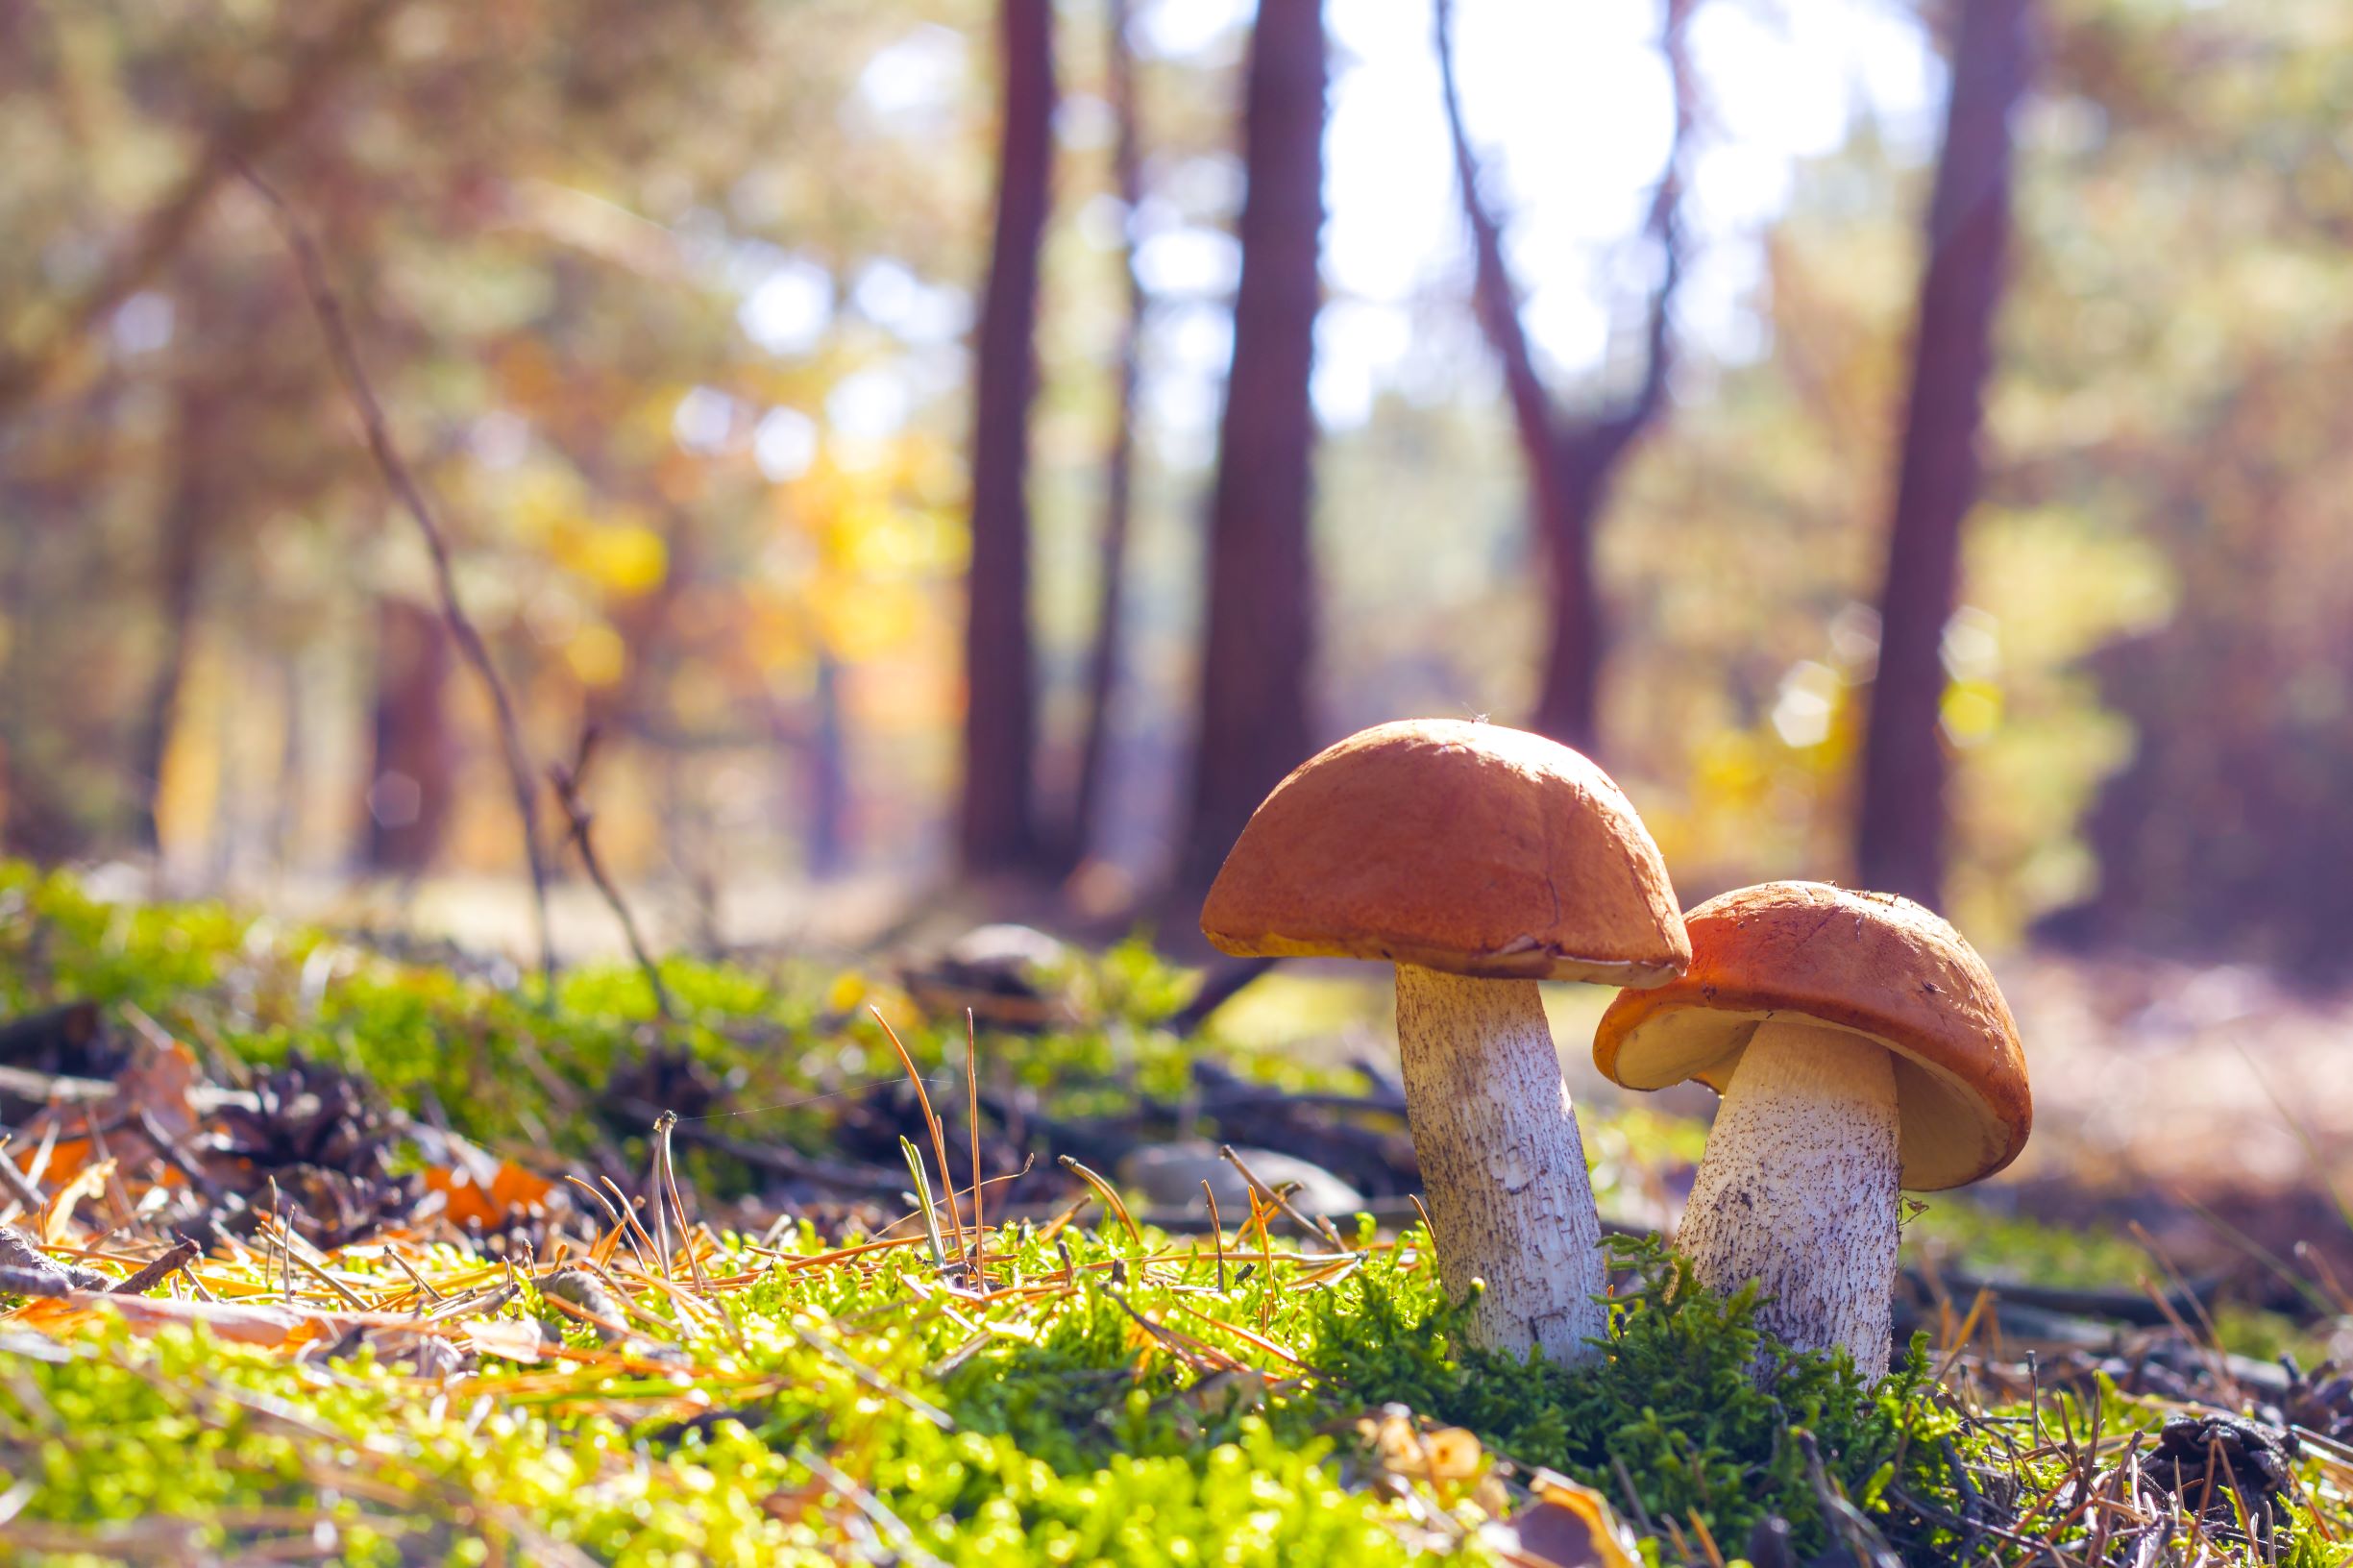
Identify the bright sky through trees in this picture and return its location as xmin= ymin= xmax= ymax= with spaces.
xmin=1088 ymin=0 xmax=1944 ymax=431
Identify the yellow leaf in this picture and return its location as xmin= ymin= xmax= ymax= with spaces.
xmin=578 ymin=520 xmax=669 ymax=596
xmin=565 ymin=624 xmax=627 ymax=687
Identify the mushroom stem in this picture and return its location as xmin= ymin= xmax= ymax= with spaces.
xmin=1393 ymin=963 xmax=1605 ymax=1362
xmin=1676 ymin=1019 xmax=1900 ymax=1378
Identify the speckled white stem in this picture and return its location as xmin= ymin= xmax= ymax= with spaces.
xmin=1676 ymin=1019 xmax=1900 ymax=1379
xmin=1394 ymin=964 xmax=1605 ymax=1363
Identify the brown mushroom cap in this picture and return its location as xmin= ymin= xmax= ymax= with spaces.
xmin=1200 ymin=719 xmax=1690 ymax=986
xmin=1592 ymin=881 xmax=2030 ymax=1190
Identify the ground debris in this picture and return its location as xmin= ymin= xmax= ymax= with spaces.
xmin=0 ymin=1224 xmax=109 ymax=1294
xmin=2146 ymin=1412 xmax=2295 ymax=1531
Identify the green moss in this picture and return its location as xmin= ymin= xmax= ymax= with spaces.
xmin=1307 ymin=1235 xmax=1967 ymax=1558
xmin=1902 ymin=1196 xmax=2156 ymax=1288
xmin=4 ymin=862 xmax=2342 ymax=1565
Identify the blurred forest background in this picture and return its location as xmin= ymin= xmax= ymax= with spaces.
xmin=1 ymin=0 xmax=2346 ymax=981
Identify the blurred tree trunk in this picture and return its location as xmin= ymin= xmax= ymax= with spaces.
xmin=1060 ymin=0 xmax=1145 ymax=875
xmin=1853 ymin=0 xmax=2032 ymax=906
xmin=1436 ymin=0 xmax=1694 ymax=757
xmin=0 ymin=499 xmax=42 ymax=857
xmin=1178 ymin=0 xmax=1326 ymax=892
xmin=806 ymin=649 xmax=849 ymax=878
xmin=270 ymin=655 xmax=305 ymax=872
xmin=363 ymin=598 xmax=453 ymax=872
xmin=126 ymin=380 xmax=221 ymax=853
xmin=958 ymin=0 xmax=1057 ymax=876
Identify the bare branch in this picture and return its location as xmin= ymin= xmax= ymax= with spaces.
xmin=1605 ymin=0 xmax=1700 ymax=450
xmin=1440 ymin=0 xmax=1704 ymax=749
xmin=239 ymin=165 xmax=556 ymax=993
xmin=1434 ymin=0 xmax=1556 ymax=459
xmin=549 ymin=725 xmax=675 ymax=1022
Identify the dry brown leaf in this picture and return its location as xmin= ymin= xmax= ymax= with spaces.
xmin=424 ymin=1161 xmax=559 ymax=1229
xmin=1503 ymin=1470 xmax=1643 ymax=1568
xmin=39 ymin=1159 xmax=116 ymax=1245
xmin=15 ymin=1034 xmax=205 ymax=1192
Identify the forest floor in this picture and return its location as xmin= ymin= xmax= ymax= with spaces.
xmin=3 ymin=862 xmax=2352 ymax=1565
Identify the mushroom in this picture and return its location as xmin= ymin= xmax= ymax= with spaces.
xmin=1591 ymin=881 xmax=2031 ymax=1378
xmin=1201 ymin=719 xmax=1690 ymax=1362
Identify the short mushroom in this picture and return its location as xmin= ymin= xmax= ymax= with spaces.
xmin=1592 ymin=881 xmax=2031 ymax=1379
xmin=1201 ymin=719 xmax=1690 ymax=1362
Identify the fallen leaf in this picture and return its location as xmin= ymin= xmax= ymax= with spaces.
xmin=423 ymin=1161 xmax=559 ymax=1229
xmin=466 ymin=1316 xmax=549 ymax=1363
xmin=39 ymin=1159 xmax=116 ymax=1245
xmin=15 ymin=1034 xmax=204 ymax=1194
xmin=1503 ymin=1471 xmax=1643 ymax=1568
xmin=15 ymin=1291 xmax=319 ymax=1348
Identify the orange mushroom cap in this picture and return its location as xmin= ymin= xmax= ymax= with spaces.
xmin=1593 ymin=880 xmax=2031 ymax=1190
xmin=1201 ymin=719 xmax=1690 ymax=987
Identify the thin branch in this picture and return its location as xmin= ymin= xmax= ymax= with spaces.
xmin=1434 ymin=0 xmax=1556 ymax=460
xmin=549 ymin=724 xmax=674 ymax=1021
xmin=238 ymin=164 xmax=557 ymax=994
xmin=1437 ymin=0 xmax=1702 ymax=747
xmin=1436 ymin=0 xmax=1699 ymax=453
xmin=0 ymin=0 xmax=406 ymax=414
xmin=109 ymin=1236 xmax=201 ymax=1296
xmin=1592 ymin=0 xmax=1699 ymax=457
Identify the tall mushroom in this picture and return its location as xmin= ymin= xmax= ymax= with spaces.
xmin=1201 ymin=719 xmax=1689 ymax=1362
xmin=1592 ymin=881 xmax=2032 ymax=1379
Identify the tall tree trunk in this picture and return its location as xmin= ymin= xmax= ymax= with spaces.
xmin=126 ymin=381 xmax=220 ymax=854
xmin=1064 ymin=0 xmax=1146 ymax=873
xmin=958 ymin=0 xmax=1057 ymax=875
xmin=1435 ymin=0 xmax=1693 ymax=758
xmin=364 ymin=598 xmax=454 ymax=871
xmin=806 ymin=648 xmax=849 ymax=878
xmin=1853 ymin=0 xmax=2031 ymax=906
xmin=1525 ymin=449 xmax=1609 ymax=751
xmin=1179 ymin=0 xmax=1326 ymax=891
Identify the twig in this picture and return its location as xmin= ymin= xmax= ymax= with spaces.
xmin=964 ymin=1011 xmax=985 ymax=1279
xmin=1057 ymin=1155 xmax=1141 ymax=1247
xmin=608 ymin=1101 xmax=905 ymax=1200
xmin=0 ymin=1262 xmax=78 ymax=1298
xmin=239 ymin=162 xmax=556 ymax=994
xmin=257 ymin=1217 xmax=370 ymax=1309
xmin=1202 ymin=1179 xmax=1227 ymax=1291
xmin=561 ymin=1174 xmax=651 ymax=1273
xmin=549 ymin=725 xmax=674 ymax=1020
xmin=0 ymin=1139 xmax=46 ymax=1217
xmin=870 ymin=1006 xmax=964 ymax=1257
xmin=596 ymin=1175 xmax=665 ymax=1272
xmin=1218 ymin=1143 xmax=1341 ymax=1253
xmin=110 ymin=1236 xmax=201 ymax=1296
xmin=646 ymin=1114 xmax=674 ymax=1281
xmin=651 ymin=1110 xmax=709 ymax=1294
